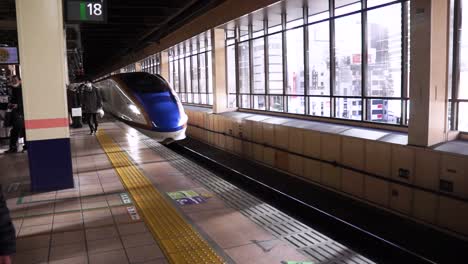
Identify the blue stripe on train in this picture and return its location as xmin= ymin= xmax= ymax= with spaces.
xmin=134 ymin=91 xmax=183 ymax=132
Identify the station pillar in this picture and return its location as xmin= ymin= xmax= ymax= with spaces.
xmin=408 ymin=0 xmax=451 ymax=147
xmin=160 ymin=51 xmax=170 ymax=81
xmin=211 ymin=28 xmax=235 ymax=114
xmin=15 ymin=0 xmax=74 ymax=191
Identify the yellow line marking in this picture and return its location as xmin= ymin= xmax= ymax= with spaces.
xmin=96 ymin=130 xmax=225 ymax=264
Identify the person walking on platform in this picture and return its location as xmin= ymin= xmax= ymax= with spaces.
xmin=80 ymin=80 xmax=102 ymax=135
xmin=0 ymin=185 xmax=16 ymax=264
xmin=4 ymin=75 xmax=26 ymax=154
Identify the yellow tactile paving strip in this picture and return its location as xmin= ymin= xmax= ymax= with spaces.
xmin=96 ymin=130 xmax=225 ymax=264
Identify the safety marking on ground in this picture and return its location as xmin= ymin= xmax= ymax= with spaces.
xmin=96 ymin=130 xmax=225 ymax=264
xmin=126 ymin=206 xmax=140 ymax=220
xmin=167 ymin=190 xmax=207 ymax=206
xmin=120 ymin=192 xmax=132 ymax=204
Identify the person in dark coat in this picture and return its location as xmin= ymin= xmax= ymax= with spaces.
xmin=0 ymin=184 xmax=16 ymax=264
xmin=4 ymin=75 xmax=26 ymax=154
xmin=80 ymin=80 xmax=102 ymax=135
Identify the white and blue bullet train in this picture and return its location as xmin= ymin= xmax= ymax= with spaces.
xmin=95 ymin=72 xmax=188 ymax=141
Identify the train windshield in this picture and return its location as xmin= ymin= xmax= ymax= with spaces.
xmin=120 ymin=73 xmax=170 ymax=93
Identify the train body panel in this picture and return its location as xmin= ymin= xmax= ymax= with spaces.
xmin=95 ymin=72 xmax=187 ymax=141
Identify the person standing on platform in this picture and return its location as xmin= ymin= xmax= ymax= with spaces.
xmin=4 ymin=75 xmax=26 ymax=154
xmin=80 ymin=80 xmax=102 ymax=135
xmin=0 ymin=185 xmax=16 ymax=264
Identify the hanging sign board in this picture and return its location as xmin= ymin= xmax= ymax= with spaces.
xmin=65 ymin=0 xmax=107 ymax=23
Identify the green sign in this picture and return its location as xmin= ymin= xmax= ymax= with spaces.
xmin=66 ymin=0 xmax=107 ymax=23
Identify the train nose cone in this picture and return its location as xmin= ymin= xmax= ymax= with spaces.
xmin=137 ymin=92 xmax=182 ymax=131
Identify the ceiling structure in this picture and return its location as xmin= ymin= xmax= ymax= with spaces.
xmin=0 ymin=0 xmax=225 ymax=79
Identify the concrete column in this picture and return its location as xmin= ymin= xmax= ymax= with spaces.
xmin=160 ymin=50 xmax=170 ymax=81
xmin=211 ymin=28 xmax=236 ymax=113
xmin=16 ymin=0 xmax=73 ymax=191
xmin=408 ymin=0 xmax=451 ymax=147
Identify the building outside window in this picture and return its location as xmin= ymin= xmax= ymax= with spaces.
xmin=226 ymin=0 xmax=409 ymax=125
xmin=169 ymin=31 xmax=213 ymax=105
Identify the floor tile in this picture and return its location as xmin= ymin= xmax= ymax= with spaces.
xmin=26 ymin=202 xmax=55 ymax=216
xmin=54 ymin=212 xmax=83 ymax=223
xmin=139 ymin=259 xmax=168 ymax=264
xmin=85 ymin=225 xmax=119 ymax=241
xmin=81 ymin=195 xmax=108 ymax=210
xmin=87 ymin=237 xmax=124 ymax=254
xmin=56 ymin=190 xmax=81 ymax=199
xmin=225 ymin=240 xmax=311 ymax=264
xmin=53 ymin=220 xmax=84 ymax=232
xmin=12 ymin=247 xmax=49 ymax=264
xmin=117 ymin=222 xmax=149 ymax=236
xmin=187 ymin=208 xmax=275 ymax=249
xmin=89 ymin=249 xmax=129 ymax=264
xmin=22 ymin=215 xmax=54 ymax=227
xmin=49 ymin=241 xmax=87 ymax=261
xmin=121 ymin=232 xmax=155 ymax=249
xmin=52 ymin=230 xmax=85 ymax=246
xmin=16 ymin=234 xmax=50 ymax=252
xmin=54 ymin=198 xmax=81 ymax=213
xmin=125 ymin=243 xmax=164 ymax=263
xmin=83 ymin=208 xmax=113 ymax=228
xmin=18 ymin=224 xmax=52 ymax=237
xmin=48 ymin=255 xmax=88 ymax=264
xmin=111 ymin=206 xmax=138 ymax=224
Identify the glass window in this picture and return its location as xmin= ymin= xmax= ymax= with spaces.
xmin=286 ymin=27 xmax=304 ymax=95
xmin=241 ymin=95 xmax=251 ymax=108
xmin=252 ymin=38 xmax=265 ymax=94
xmin=336 ymin=98 xmax=362 ymax=120
xmin=268 ymin=33 xmax=283 ymax=94
xmin=238 ymin=41 xmax=250 ymax=94
xmin=308 ymin=0 xmax=328 ymax=18
xmin=309 ymin=21 xmax=330 ymax=96
xmin=253 ymin=95 xmax=266 ymax=110
xmin=221 ymin=1 xmax=408 ymax=126
xmin=185 ymin=57 xmax=191 ymax=93
xmin=269 ymin=95 xmax=284 ymax=112
xmin=179 ymin=55 xmax=185 ymax=93
xmin=227 ymin=45 xmax=237 ymax=94
xmin=309 ymin=97 xmax=331 ymax=117
xmin=207 ymin=51 xmax=213 ymax=93
xmin=335 ymin=0 xmax=361 ymax=16
xmin=366 ymin=3 xmax=402 ymax=98
xmin=366 ymin=99 xmax=401 ymax=124
xmin=191 ymin=55 xmax=199 ymax=94
xmin=174 ymin=59 xmax=179 ymax=92
xmin=288 ymin=96 xmax=305 ymax=114
xmin=367 ymin=0 xmax=395 ymax=8
xmin=199 ymin=53 xmax=207 ymax=93
xmin=334 ymin=13 xmax=362 ymax=97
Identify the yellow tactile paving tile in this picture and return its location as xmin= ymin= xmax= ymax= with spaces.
xmin=96 ymin=130 xmax=225 ymax=264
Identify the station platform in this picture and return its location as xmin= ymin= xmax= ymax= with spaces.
xmin=0 ymin=120 xmax=376 ymax=264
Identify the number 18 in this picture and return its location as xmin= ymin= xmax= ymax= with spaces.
xmin=87 ymin=3 xmax=102 ymax=16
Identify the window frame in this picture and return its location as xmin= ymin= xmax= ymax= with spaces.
xmin=225 ymin=0 xmax=409 ymax=127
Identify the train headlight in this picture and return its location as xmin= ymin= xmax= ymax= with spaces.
xmin=177 ymin=114 xmax=188 ymax=127
xmin=128 ymin=104 xmax=141 ymax=115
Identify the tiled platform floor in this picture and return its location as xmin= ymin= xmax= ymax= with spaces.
xmin=0 ymin=121 xmax=311 ymax=264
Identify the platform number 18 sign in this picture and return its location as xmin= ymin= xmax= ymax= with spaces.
xmin=65 ymin=0 xmax=107 ymax=23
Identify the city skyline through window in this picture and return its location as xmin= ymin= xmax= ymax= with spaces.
xmin=226 ymin=0 xmax=409 ymax=125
